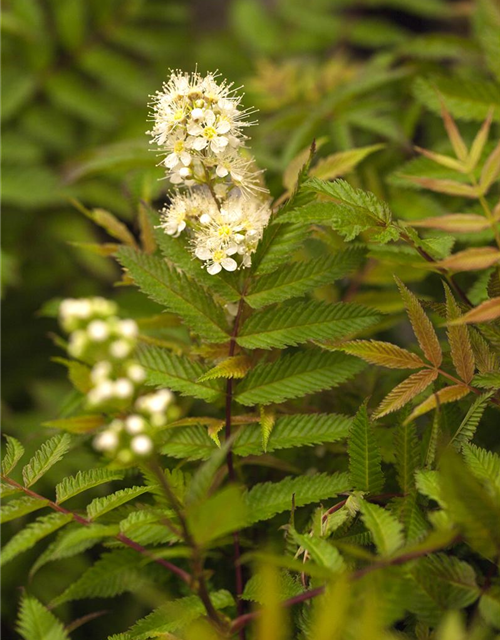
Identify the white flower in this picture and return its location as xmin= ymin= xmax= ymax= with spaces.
xmin=118 ymin=319 xmax=138 ymax=339
xmin=93 ymin=430 xmax=119 ymax=452
xmin=90 ymin=361 xmax=112 ymax=384
xmin=87 ymin=319 xmax=110 ymax=342
xmin=114 ymin=378 xmax=134 ymax=399
xmin=130 ymin=434 xmax=154 ymax=456
xmin=158 ymin=190 xmax=218 ymax=237
xmin=127 ymin=363 xmax=146 ymax=384
xmin=187 ymin=109 xmax=230 ymax=154
xmin=125 ymin=415 xmax=146 ymax=434
xmin=164 ymin=133 xmax=192 ymax=170
xmin=110 ymin=339 xmax=132 ymax=360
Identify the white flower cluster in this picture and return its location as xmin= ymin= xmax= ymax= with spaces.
xmin=149 ymin=70 xmax=271 ymax=274
xmin=93 ymin=389 xmax=175 ymax=463
xmin=59 ymin=297 xmax=178 ymax=463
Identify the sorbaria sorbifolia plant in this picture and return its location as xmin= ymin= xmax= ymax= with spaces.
xmin=2 ymin=69 xmax=500 ymax=640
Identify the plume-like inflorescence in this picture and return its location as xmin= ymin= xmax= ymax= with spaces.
xmin=148 ymin=70 xmax=271 ymax=274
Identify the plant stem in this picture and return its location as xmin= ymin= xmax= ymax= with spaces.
xmin=225 ymin=291 xmax=248 ymax=640
xmin=228 ymin=534 xmax=461 ymax=635
xmin=1 ymin=475 xmax=191 ymax=584
xmin=148 ymin=462 xmax=226 ymax=632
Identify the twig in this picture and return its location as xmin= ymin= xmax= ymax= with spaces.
xmin=229 ymin=534 xmax=461 ymax=635
xmin=1 ymin=475 xmax=191 ymax=584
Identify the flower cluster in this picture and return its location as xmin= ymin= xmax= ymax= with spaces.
xmin=149 ymin=70 xmax=271 ymax=274
xmin=59 ymin=297 xmax=178 ymax=463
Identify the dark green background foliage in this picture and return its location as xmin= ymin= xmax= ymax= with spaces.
xmin=2 ymin=0 xmax=500 ymax=639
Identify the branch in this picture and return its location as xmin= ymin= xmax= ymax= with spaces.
xmin=1 ymin=475 xmax=191 ymax=584
xmin=229 ymin=534 xmax=461 ymax=635
xmin=225 ymin=288 xmax=248 ymax=640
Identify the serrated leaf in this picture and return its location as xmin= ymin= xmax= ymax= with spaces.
xmin=409 ymin=213 xmax=491 ymax=233
xmin=480 ymin=140 xmax=500 ymax=192
xmin=161 ymin=413 xmax=352 ymax=460
xmin=449 ymin=393 xmax=492 ymax=451
xmin=137 ymin=345 xmax=224 ymax=402
xmin=1 ymin=435 xmax=24 ymax=475
xmin=406 ymin=385 xmax=470 ymax=423
xmin=401 ymin=175 xmax=478 ymax=198
xmin=290 ymin=530 xmax=345 ymax=572
xmin=87 ymin=486 xmax=150 ymax=520
xmin=43 ymin=415 xmax=105 ymax=434
xmin=22 ymin=434 xmax=71 ymax=487
xmin=118 ymin=247 xmax=229 ymax=342
xmin=340 ymin=339 xmax=426 ymax=369
xmin=413 ymin=75 xmax=500 ymax=122
xmin=238 ymin=301 xmax=380 ymax=350
xmin=305 ymin=177 xmax=392 ymax=224
xmin=83 ymin=206 xmax=138 ymax=248
xmin=0 ymin=496 xmax=49 ymax=524
xmin=235 ymin=350 xmax=365 ymax=406
xmin=311 ymin=144 xmax=385 ymax=181
xmin=445 ymin=285 xmax=475 ymax=383
xmin=242 ymin=571 xmax=303 ymax=604
xmin=415 ymin=469 xmax=446 ymax=507
xmin=244 ymin=247 xmax=365 ymax=309
xmin=472 ymin=371 xmax=500 ymax=388
xmin=252 ymin=222 xmax=310 ymax=276
xmin=448 ymin=297 xmax=500 ymax=324
xmin=186 ymin=442 xmax=230 ymax=506
xmin=17 ymin=595 xmax=69 ymax=640
xmin=408 ymin=554 xmax=479 ymax=625
xmin=198 ymin=355 xmax=252 ymax=381
xmin=128 ymin=590 xmax=234 ymax=639
xmin=359 ymin=500 xmax=404 ymax=556
xmin=348 ymin=403 xmax=384 ymax=494
xmin=1 ymin=512 xmax=72 ymax=567
xmin=396 ymin=277 xmax=442 ymax=367
xmin=187 ymin=484 xmax=248 ymax=545
xmin=258 ymin=405 xmax=276 ymax=452
xmin=462 ymin=443 xmax=500 ymax=494
xmin=245 ymin=472 xmax=351 ymax=524
xmin=374 ymin=369 xmax=438 ymax=419
xmin=440 ymin=451 xmax=500 ymax=558
xmin=394 ymin=420 xmax=420 ymax=493
xmin=438 ymin=247 xmax=500 ymax=272
xmin=56 ymin=469 xmax=125 ymax=504
xmin=51 ymin=549 xmax=165 ymax=606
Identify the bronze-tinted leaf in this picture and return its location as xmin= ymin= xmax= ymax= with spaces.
xmin=374 ymin=368 xmax=438 ymax=419
xmin=448 ymin=298 xmax=500 ymax=325
xmin=340 ymin=340 xmax=426 ymax=369
xmin=405 ymin=384 xmax=470 ymax=424
xmin=437 ymin=247 xmax=500 ymax=273
xmin=396 ymin=277 xmax=442 ymax=367
xmin=410 ymin=214 xmax=490 ymax=233
xmin=445 ymin=285 xmax=475 ymax=383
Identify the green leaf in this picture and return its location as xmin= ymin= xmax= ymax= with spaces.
xmin=55 ymin=468 xmax=125 ymax=504
xmin=22 ymin=434 xmax=71 ymax=488
xmin=462 ymin=443 xmax=500 ymax=494
xmin=0 ymin=496 xmax=48 ymax=524
xmin=235 ymin=350 xmax=365 ymax=406
xmin=137 ymin=345 xmax=224 ymax=402
xmin=358 ymin=500 xmax=404 ymax=556
xmin=17 ymin=595 xmax=69 ymax=640
xmin=1 ymin=512 xmax=72 ymax=567
xmin=413 ymin=75 xmax=500 ymax=122
xmin=128 ymin=590 xmax=234 ymax=639
xmin=449 ymin=393 xmax=492 ymax=451
xmin=51 ymin=549 xmax=165 ymax=606
xmin=245 ymin=472 xmax=351 ymax=524
xmin=440 ymin=451 xmax=500 ymax=558
xmin=237 ymin=301 xmax=380 ymax=349
xmin=251 ymin=221 xmax=310 ymax=276
xmin=187 ymin=484 xmax=248 ymax=545
xmin=30 ymin=524 xmax=119 ymax=576
xmin=408 ymin=554 xmax=479 ymax=625
xmin=415 ymin=469 xmax=446 ymax=508
xmin=186 ymin=442 xmax=230 ymax=506
xmin=242 ymin=571 xmax=303 ymax=603
xmin=311 ymin=144 xmax=385 ymax=181
xmin=394 ymin=420 xmax=420 ymax=494
xmin=118 ymin=247 xmax=229 ymax=343
xmin=161 ymin=413 xmax=352 ymax=460
xmin=348 ymin=403 xmax=384 ymax=495
xmin=1 ymin=435 xmax=24 ymax=475
xmin=290 ymin=530 xmax=345 ymax=572
xmin=87 ymin=486 xmax=150 ymax=520
xmin=244 ymin=247 xmax=365 ymax=309
xmin=479 ymin=585 xmax=500 ymax=630
xmin=260 ymin=405 xmax=275 ymax=452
